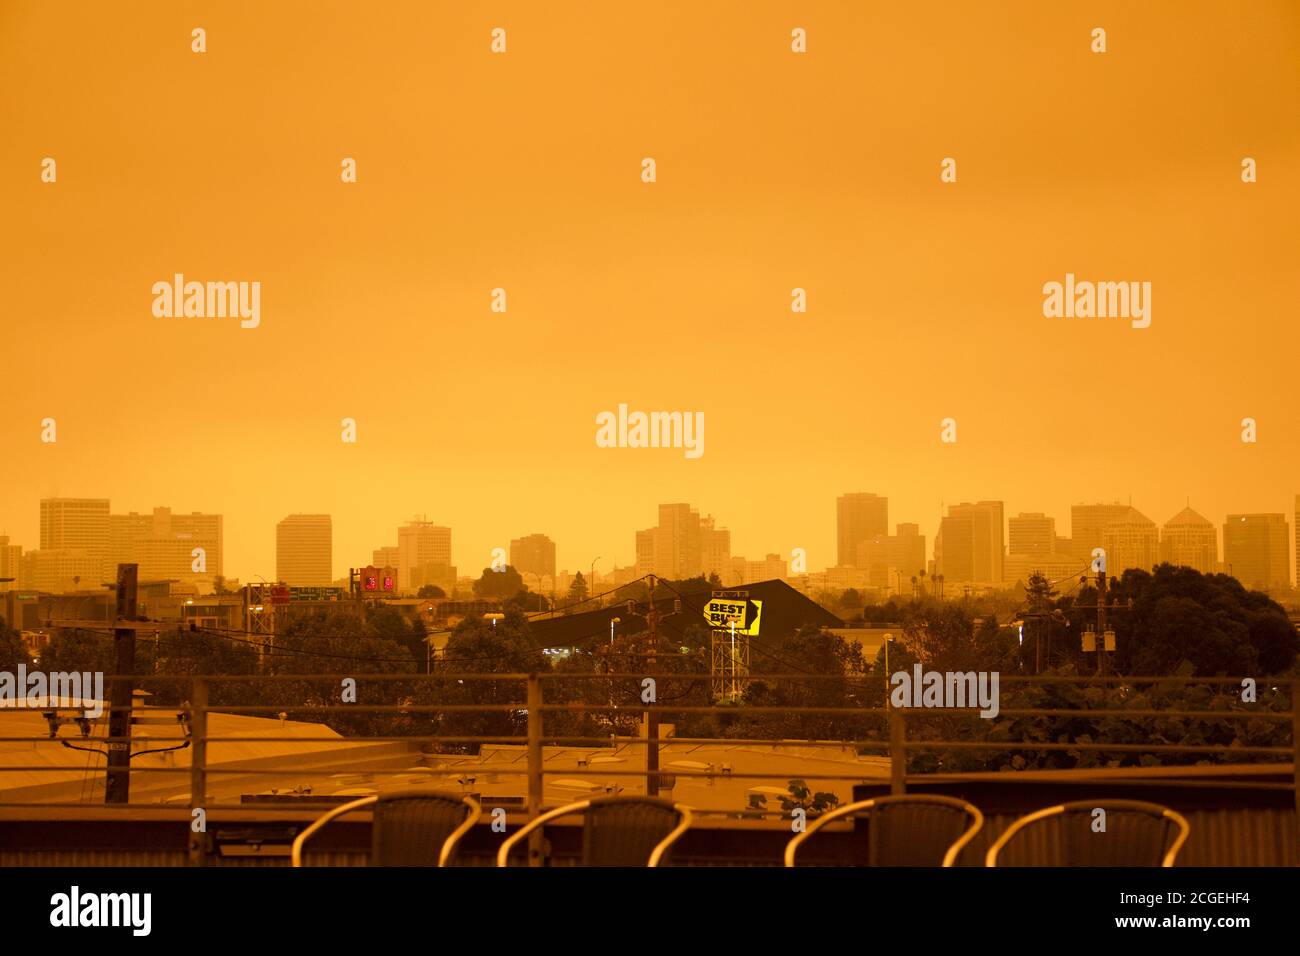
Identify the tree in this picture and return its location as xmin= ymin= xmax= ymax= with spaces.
xmin=0 ymin=616 xmax=31 ymax=672
xmin=1106 ymin=565 xmax=1298 ymax=676
xmin=472 ymin=565 xmax=526 ymax=602
xmin=433 ymin=611 xmax=549 ymax=752
xmin=417 ymin=584 xmax=445 ymax=599
xmin=567 ymin=572 xmax=588 ymax=605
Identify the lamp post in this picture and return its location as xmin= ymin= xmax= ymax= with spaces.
xmin=588 ymin=557 xmax=601 ymax=607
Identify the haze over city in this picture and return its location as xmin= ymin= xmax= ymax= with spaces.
xmin=2 ymin=2 xmax=1296 ymax=582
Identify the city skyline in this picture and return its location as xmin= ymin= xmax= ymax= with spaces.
xmin=2 ymin=488 xmax=1294 ymax=591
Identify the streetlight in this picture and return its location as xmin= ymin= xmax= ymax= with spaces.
xmin=588 ymin=557 xmax=601 ymax=606
xmin=609 ymin=616 xmax=621 ymax=648
xmin=883 ymin=633 xmax=893 ymax=693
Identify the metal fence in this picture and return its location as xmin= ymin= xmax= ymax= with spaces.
xmin=1 ymin=672 xmax=1296 ymax=865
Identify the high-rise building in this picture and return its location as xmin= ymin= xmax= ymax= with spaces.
xmin=510 ymin=533 xmax=557 ymax=582
xmin=700 ymin=516 xmax=731 ymax=579
xmin=1160 ymin=507 xmax=1217 ymax=574
xmin=109 ymin=507 xmax=223 ymax=586
xmin=634 ymin=504 xmax=718 ymax=580
xmin=1295 ymin=495 xmax=1299 ymax=590
xmin=727 ymin=553 xmax=788 ymax=586
xmin=1102 ymin=507 xmax=1160 ymax=575
xmin=276 ymin=514 xmax=333 ymax=586
xmin=397 ymin=519 xmax=452 ymax=591
xmin=40 ymin=498 xmax=110 ymax=580
xmin=856 ymin=523 xmax=926 ymax=592
xmin=19 ymin=549 xmax=103 ymax=593
xmin=837 ymin=493 xmax=888 ymax=567
xmin=937 ymin=502 xmax=1004 ymax=584
xmin=40 ymin=498 xmax=110 ymax=553
xmin=1223 ymin=514 xmax=1290 ymax=592
xmin=0 ymin=536 xmax=22 ymax=592
xmin=1070 ymin=503 xmax=1132 ymax=563
xmin=372 ymin=546 xmax=400 ymax=570
xmin=1008 ymin=513 xmax=1056 ymax=555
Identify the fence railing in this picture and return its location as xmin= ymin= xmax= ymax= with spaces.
xmin=1 ymin=671 xmax=1296 ymax=864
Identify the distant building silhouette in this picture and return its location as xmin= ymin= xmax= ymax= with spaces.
xmin=511 ymin=533 xmax=557 ymax=584
xmin=937 ymin=501 xmax=1004 ymax=584
xmin=1160 ymin=506 xmax=1217 ymax=574
xmin=1070 ymin=503 xmax=1132 ymax=563
xmin=1223 ymin=513 xmax=1290 ymax=592
xmin=277 ymin=514 xmax=332 ymax=586
xmin=635 ymin=503 xmax=730 ymax=580
xmin=396 ymin=519 xmax=454 ymax=593
xmin=1009 ymin=513 xmax=1056 ymax=555
xmin=837 ymin=493 xmax=888 ymax=568
xmin=1102 ymin=507 xmax=1160 ymax=575
xmin=110 ymin=506 xmax=222 ymax=587
xmin=856 ymin=523 xmax=926 ymax=592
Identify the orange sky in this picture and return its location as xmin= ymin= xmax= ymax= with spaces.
xmin=2 ymin=1 xmax=1297 ymax=581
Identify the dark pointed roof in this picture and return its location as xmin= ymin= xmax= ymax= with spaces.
xmin=525 ymin=578 xmax=842 ymax=650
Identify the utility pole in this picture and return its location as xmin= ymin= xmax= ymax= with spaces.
xmin=1096 ymin=567 xmax=1108 ymax=676
xmin=629 ymin=575 xmax=678 ymax=798
xmin=106 ymin=563 xmax=137 ymax=804
xmin=644 ymin=575 xmax=662 ymax=797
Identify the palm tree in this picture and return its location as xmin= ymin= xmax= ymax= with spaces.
xmin=910 ymin=575 xmax=918 ymax=598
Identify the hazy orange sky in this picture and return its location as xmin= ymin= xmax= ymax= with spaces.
xmin=2 ymin=1 xmax=1297 ymax=581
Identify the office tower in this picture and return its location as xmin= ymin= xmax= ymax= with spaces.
xmin=276 ymin=514 xmax=333 ymax=586
xmin=1008 ymin=513 xmax=1056 ymax=555
xmin=700 ymin=516 xmax=731 ymax=579
xmin=634 ymin=529 xmax=655 ymax=578
xmin=837 ymin=493 xmax=888 ymax=567
xmin=728 ymin=553 xmax=788 ymax=586
xmin=372 ymin=546 xmax=400 ymax=570
xmin=656 ymin=503 xmax=702 ymax=579
xmin=1102 ymin=507 xmax=1160 ymax=575
xmin=397 ymin=519 xmax=452 ymax=591
xmin=510 ymin=533 xmax=557 ymax=582
xmin=1295 ymin=495 xmax=1299 ymax=589
xmin=1223 ymin=514 xmax=1290 ymax=592
xmin=0 ymin=536 xmax=22 ymax=592
xmin=110 ymin=507 xmax=223 ymax=584
xmin=40 ymin=498 xmax=110 ymax=580
xmin=1160 ymin=507 xmax=1217 ymax=574
xmin=19 ymin=549 xmax=103 ymax=593
xmin=1070 ymin=503 xmax=1132 ymax=562
xmin=856 ymin=523 xmax=927 ymax=591
xmin=938 ymin=502 xmax=1004 ymax=584
xmin=634 ymin=504 xmax=715 ymax=580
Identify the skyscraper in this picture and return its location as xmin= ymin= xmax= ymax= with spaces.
xmin=938 ymin=501 xmax=1004 ymax=584
xmin=1102 ymin=507 xmax=1160 ymax=575
xmin=110 ymin=507 xmax=223 ymax=586
xmin=1160 ymin=507 xmax=1217 ymax=574
xmin=276 ymin=514 xmax=333 ymax=586
xmin=40 ymin=498 xmax=110 ymax=580
xmin=397 ymin=519 xmax=453 ymax=591
xmin=837 ymin=493 xmax=888 ymax=568
xmin=856 ymin=523 xmax=926 ymax=591
xmin=0 ymin=535 xmax=22 ymax=592
xmin=510 ymin=533 xmax=557 ymax=582
xmin=1070 ymin=503 xmax=1132 ymax=563
xmin=1223 ymin=514 xmax=1290 ymax=592
xmin=1008 ymin=513 xmax=1056 ymax=555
